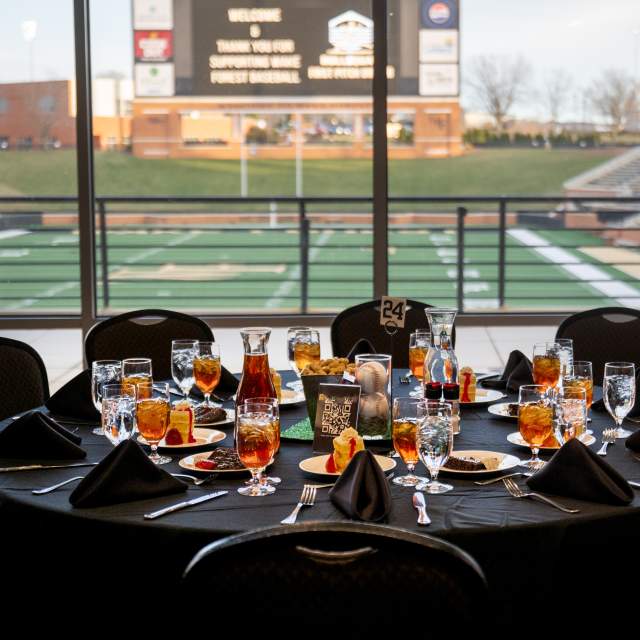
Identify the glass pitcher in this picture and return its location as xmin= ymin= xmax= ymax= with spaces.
xmin=424 ymin=308 xmax=458 ymax=384
xmin=236 ymin=327 xmax=277 ymax=408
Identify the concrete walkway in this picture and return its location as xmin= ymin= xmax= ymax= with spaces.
xmin=1 ymin=325 xmax=558 ymax=392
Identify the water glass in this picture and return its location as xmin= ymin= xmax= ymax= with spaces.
xmin=603 ymin=362 xmax=636 ymax=438
xmin=555 ymin=338 xmax=574 ymax=379
xmin=555 ymin=386 xmax=587 ymax=443
xmin=171 ymin=339 xmax=198 ymax=400
xmin=91 ymin=360 xmax=122 ymax=435
xmin=415 ymin=400 xmax=453 ymax=494
xmin=101 ymin=383 xmax=136 ymax=446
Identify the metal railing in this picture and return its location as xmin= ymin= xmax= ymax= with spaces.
xmin=1 ymin=195 xmax=640 ymax=318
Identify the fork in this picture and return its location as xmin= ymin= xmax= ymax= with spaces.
xmin=474 ymin=472 xmax=532 ymax=486
xmin=597 ymin=428 xmax=616 ymax=456
xmin=281 ymin=485 xmax=317 ymax=524
xmin=503 ymin=477 xmax=580 ymax=514
xmin=171 ymin=473 xmax=218 ymax=486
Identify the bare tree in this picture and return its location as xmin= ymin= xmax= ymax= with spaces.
xmin=466 ymin=55 xmax=532 ymax=131
xmin=587 ymin=69 xmax=638 ymax=133
xmin=542 ymin=69 xmax=572 ymax=124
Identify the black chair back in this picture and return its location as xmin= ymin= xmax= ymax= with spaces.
xmin=331 ymin=299 xmax=456 ymax=368
xmin=0 ymin=337 xmax=49 ymax=421
xmin=556 ymin=306 xmax=640 ymax=382
xmin=182 ymin=522 xmax=487 ymax=630
xmin=84 ymin=309 xmax=213 ymax=379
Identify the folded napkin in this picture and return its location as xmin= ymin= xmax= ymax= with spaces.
xmin=593 ymin=370 xmax=640 ymax=417
xmin=45 ymin=369 xmax=100 ymax=422
xmin=69 ymin=439 xmax=187 ymax=508
xmin=0 ymin=410 xmax=85 ymax=459
xmin=191 ymin=365 xmax=239 ymax=401
xmin=526 ymin=438 xmax=633 ymax=506
xmin=481 ymin=350 xmax=533 ymax=393
xmin=625 ymin=430 xmax=640 ymax=454
xmin=329 ymin=449 xmax=392 ymax=521
xmin=345 ymin=339 xmax=377 ymax=363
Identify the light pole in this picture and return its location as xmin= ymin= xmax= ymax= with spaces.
xmin=21 ymin=20 xmax=38 ymax=82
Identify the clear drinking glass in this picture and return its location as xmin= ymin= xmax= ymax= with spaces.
xmin=91 ymin=360 xmax=122 ymax=436
xmin=193 ymin=341 xmax=222 ymax=408
xmin=122 ymin=358 xmax=153 ymax=398
xmin=555 ymin=386 xmax=587 ymax=443
xmin=236 ymin=402 xmax=277 ymax=497
xmin=408 ymin=330 xmax=430 ymax=397
xmin=603 ymin=361 xmax=636 ymax=438
xmin=101 ymin=383 xmax=136 ymax=446
xmin=171 ymin=339 xmax=198 ymax=401
xmin=555 ymin=338 xmax=574 ymax=380
xmin=415 ymin=400 xmax=453 ymax=494
xmin=291 ymin=329 xmax=321 ymax=375
xmin=562 ymin=360 xmax=593 ymax=421
xmin=286 ymin=325 xmax=311 ymax=390
xmin=244 ymin=396 xmax=281 ymax=486
xmin=532 ymin=343 xmax=561 ymax=391
xmin=136 ymin=382 xmax=171 ymax=465
xmin=424 ymin=308 xmax=457 ymax=384
xmin=518 ymin=384 xmax=553 ymax=470
xmin=392 ymin=397 xmax=429 ymax=487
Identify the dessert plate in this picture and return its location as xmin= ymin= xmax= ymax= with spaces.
xmin=507 ymin=431 xmax=596 ymax=450
xmin=178 ymin=451 xmax=268 ymax=475
xmin=488 ymin=402 xmax=518 ymax=420
xmin=138 ymin=428 xmax=226 ymax=450
xmin=460 ymin=389 xmax=506 ymax=407
xmin=299 ymin=454 xmax=396 ymax=477
xmin=441 ymin=449 xmax=520 ymax=475
xmin=195 ymin=408 xmax=235 ymax=427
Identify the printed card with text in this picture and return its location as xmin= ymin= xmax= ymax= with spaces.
xmin=312 ymin=383 xmax=361 ymax=453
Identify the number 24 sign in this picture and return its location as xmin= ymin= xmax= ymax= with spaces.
xmin=379 ymin=296 xmax=407 ymax=329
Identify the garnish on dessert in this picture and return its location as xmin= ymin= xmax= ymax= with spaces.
xmin=324 ymin=427 xmax=365 ymax=473
xmin=459 ymin=367 xmax=477 ymax=402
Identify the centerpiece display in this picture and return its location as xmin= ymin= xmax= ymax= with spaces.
xmin=355 ymin=354 xmax=392 ymax=439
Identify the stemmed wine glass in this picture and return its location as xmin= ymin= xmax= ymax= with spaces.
xmin=286 ymin=326 xmax=311 ymax=391
xmin=101 ymin=383 xmax=136 ymax=446
xmin=555 ymin=386 xmax=587 ymax=444
xmin=415 ymin=400 xmax=454 ymax=494
xmin=236 ymin=401 xmax=278 ymax=497
xmin=135 ymin=382 xmax=171 ymax=465
xmin=603 ymin=362 xmax=636 ymax=438
xmin=91 ymin=360 xmax=122 ymax=436
xmin=518 ymin=384 xmax=553 ymax=470
xmin=122 ymin=358 xmax=153 ymax=398
xmin=555 ymin=338 xmax=574 ymax=381
xmin=244 ymin=397 xmax=281 ymax=486
xmin=290 ymin=329 xmax=321 ymax=376
xmin=193 ymin=342 xmax=221 ymax=408
xmin=532 ymin=343 xmax=561 ymax=392
xmin=408 ymin=330 xmax=430 ymax=398
xmin=171 ymin=339 xmax=198 ymax=402
xmin=391 ymin=397 xmax=429 ymax=487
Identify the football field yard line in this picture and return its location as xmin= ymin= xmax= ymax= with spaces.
xmin=508 ymin=228 xmax=640 ymax=307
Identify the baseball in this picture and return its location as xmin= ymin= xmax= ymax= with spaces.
xmin=359 ymin=392 xmax=389 ymax=419
xmin=356 ymin=361 xmax=388 ymax=394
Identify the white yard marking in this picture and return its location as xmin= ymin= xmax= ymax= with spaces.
xmin=124 ymin=230 xmax=201 ymax=265
xmin=0 ymin=229 xmax=29 ymax=240
xmin=508 ymin=228 xmax=640 ymax=307
xmin=0 ymin=249 xmax=29 ymax=258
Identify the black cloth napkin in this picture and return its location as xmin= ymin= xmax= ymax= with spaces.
xmin=69 ymin=439 xmax=187 ymax=508
xmin=592 ymin=370 xmax=640 ymax=417
xmin=191 ymin=366 xmax=239 ymax=401
xmin=345 ymin=338 xmax=376 ymax=363
xmin=45 ymin=369 xmax=100 ymax=422
xmin=481 ymin=350 xmax=533 ymax=393
xmin=527 ymin=438 xmax=633 ymax=505
xmin=0 ymin=410 xmax=86 ymax=459
xmin=329 ymin=449 xmax=392 ymax=521
xmin=625 ymin=430 xmax=640 ymax=454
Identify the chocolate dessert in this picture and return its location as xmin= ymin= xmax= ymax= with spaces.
xmin=444 ymin=455 xmax=487 ymax=471
xmin=195 ymin=446 xmax=244 ymax=471
xmin=194 ymin=405 xmax=227 ymax=424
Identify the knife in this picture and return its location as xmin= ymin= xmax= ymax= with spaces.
xmin=144 ymin=490 xmax=228 ymax=520
xmin=629 ymin=480 xmax=640 ymax=489
xmin=0 ymin=462 xmax=99 ymax=473
xmin=412 ymin=491 xmax=431 ymax=526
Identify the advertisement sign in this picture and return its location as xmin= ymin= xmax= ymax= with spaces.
xmin=419 ymin=29 xmax=458 ymax=63
xmin=419 ymin=63 xmax=459 ymax=97
xmin=134 ymin=31 xmax=173 ymax=62
xmin=134 ymin=63 xmax=175 ymax=97
xmin=312 ymin=383 xmax=361 ymax=453
xmin=133 ymin=0 xmax=173 ymax=30
xmin=421 ymin=0 xmax=459 ymax=29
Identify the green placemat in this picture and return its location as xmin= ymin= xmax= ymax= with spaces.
xmin=281 ymin=417 xmax=313 ymax=441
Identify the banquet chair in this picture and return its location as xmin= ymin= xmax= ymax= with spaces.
xmin=84 ymin=309 xmax=213 ymax=379
xmin=556 ymin=306 xmax=640 ymax=382
xmin=0 ymin=337 xmax=50 ymax=421
xmin=182 ymin=522 xmax=487 ymax=629
xmin=331 ymin=299 xmax=456 ymax=368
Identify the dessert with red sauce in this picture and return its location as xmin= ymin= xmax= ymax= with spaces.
xmin=324 ymin=427 xmax=365 ymax=473
xmin=195 ymin=447 xmax=244 ymax=471
xmin=164 ymin=401 xmax=196 ymax=445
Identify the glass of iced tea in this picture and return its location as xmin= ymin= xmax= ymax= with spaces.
xmin=287 ymin=326 xmax=312 ymax=390
xmin=518 ymin=384 xmax=554 ymax=470
xmin=292 ymin=329 xmax=321 ymax=374
xmin=392 ymin=397 xmax=429 ymax=487
xmin=122 ymin=358 xmax=153 ymax=399
xmin=408 ymin=330 xmax=430 ymax=397
xmin=136 ymin=382 xmax=171 ymax=465
xmin=532 ymin=343 xmax=561 ymax=391
xmin=236 ymin=402 xmax=277 ymax=497
xmin=193 ymin=341 xmax=222 ymax=408
xmin=244 ymin=396 xmax=281 ymax=487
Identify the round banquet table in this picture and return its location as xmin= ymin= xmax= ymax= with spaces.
xmin=1 ymin=370 xmax=640 ymax=625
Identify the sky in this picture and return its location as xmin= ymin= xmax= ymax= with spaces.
xmin=0 ymin=0 xmax=638 ymax=120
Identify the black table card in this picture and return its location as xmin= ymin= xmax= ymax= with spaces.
xmin=312 ymin=383 xmax=361 ymax=453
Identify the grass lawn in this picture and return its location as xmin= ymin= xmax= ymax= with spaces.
xmin=0 ymin=147 xmax=618 ymax=200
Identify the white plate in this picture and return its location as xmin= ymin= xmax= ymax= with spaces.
xmin=298 ymin=454 xmax=396 ymax=477
xmin=507 ymin=431 xmax=596 ymax=451
xmin=280 ymin=389 xmax=305 ymax=406
xmin=194 ymin=408 xmax=235 ymax=427
xmin=460 ymin=388 xmax=506 ymax=407
xmin=138 ymin=427 xmax=226 ymax=450
xmin=487 ymin=402 xmax=518 ymax=420
xmin=179 ymin=451 xmax=255 ymax=474
xmin=441 ymin=449 xmax=520 ymax=475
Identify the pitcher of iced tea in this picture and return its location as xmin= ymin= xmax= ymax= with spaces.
xmin=424 ymin=308 xmax=458 ymax=384
xmin=236 ymin=327 xmax=277 ymax=408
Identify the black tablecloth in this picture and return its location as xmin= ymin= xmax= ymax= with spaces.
xmin=2 ymin=371 xmax=640 ymax=625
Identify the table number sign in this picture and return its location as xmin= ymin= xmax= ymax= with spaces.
xmin=312 ymin=383 xmax=361 ymax=453
xmin=380 ymin=296 xmax=407 ymax=329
